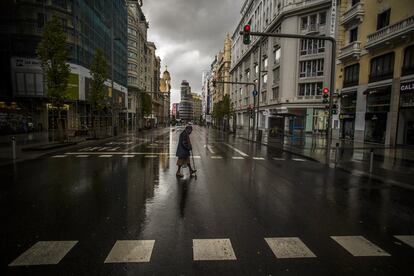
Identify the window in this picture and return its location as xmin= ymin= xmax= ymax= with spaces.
xmin=128 ymin=51 xmax=137 ymax=58
xmin=377 ymin=9 xmax=391 ymax=30
xmin=255 ymin=64 xmax=259 ymax=75
xmin=272 ymin=87 xmax=279 ymax=100
xmin=319 ymin=12 xmax=326 ymax=25
xmin=264 ymin=57 xmax=268 ymax=69
xmin=298 ymin=82 xmax=323 ymax=96
xmin=300 ymin=39 xmax=324 ymax=55
xmin=261 ymin=91 xmax=267 ymax=102
xmin=128 ymin=28 xmax=136 ymax=36
xmin=349 ymin=28 xmax=358 ymax=43
xmin=246 ymin=69 xmax=250 ymax=81
xmin=128 ymin=63 xmax=137 ymax=71
xmin=273 ymin=68 xmax=280 ymax=83
xmin=369 ymin=52 xmax=394 ymax=82
xmin=299 ymin=59 xmax=324 ymax=78
xmin=300 ymin=17 xmax=308 ymax=29
xmin=263 ymin=74 xmax=268 ymax=84
xmin=402 ymin=45 xmax=414 ymax=76
xmin=274 ymin=48 xmax=281 ymax=63
xmin=343 ymin=63 xmax=360 ymax=87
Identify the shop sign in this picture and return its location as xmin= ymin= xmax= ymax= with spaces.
xmin=329 ymin=0 xmax=337 ymax=38
xmin=400 ymin=81 xmax=414 ymax=94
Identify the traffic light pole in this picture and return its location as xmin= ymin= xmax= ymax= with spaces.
xmin=242 ymin=31 xmax=336 ymax=166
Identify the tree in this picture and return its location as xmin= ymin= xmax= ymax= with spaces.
xmin=90 ymin=48 xmax=108 ymax=138
xmin=37 ymin=17 xmax=70 ymax=142
xmin=212 ymin=95 xmax=233 ymax=131
xmin=141 ymin=93 xmax=152 ymax=125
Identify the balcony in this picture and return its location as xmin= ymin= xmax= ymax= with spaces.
xmin=341 ymin=2 xmax=364 ymax=26
xmin=338 ymin=41 xmax=362 ymax=62
xmin=366 ymin=15 xmax=414 ymax=50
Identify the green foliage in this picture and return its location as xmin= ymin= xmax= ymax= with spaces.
xmin=212 ymin=94 xmax=233 ymax=120
xmin=36 ymin=16 xmax=70 ymax=106
xmin=141 ymin=93 xmax=152 ymax=117
xmin=90 ymin=48 xmax=108 ymax=112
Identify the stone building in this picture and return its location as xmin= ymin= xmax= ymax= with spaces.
xmin=336 ymin=0 xmax=414 ymax=145
xmin=191 ymin=93 xmax=202 ymax=122
xmin=230 ymin=0 xmax=334 ymax=135
xmin=179 ymin=80 xmax=193 ymax=122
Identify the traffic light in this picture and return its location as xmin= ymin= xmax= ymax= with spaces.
xmin=332 ymin=104 xmax=338 ymax=115
xmin=243 ymin=25 xmax=251 ymax=45
xmin=322 ymin=87 xmax=329 ymax=105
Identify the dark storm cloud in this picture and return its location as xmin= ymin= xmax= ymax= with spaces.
xmin=142 ymin=0 xmax=242 ymax=102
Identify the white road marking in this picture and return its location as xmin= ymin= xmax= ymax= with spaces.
xmin=193 ymin=239 xmax=237 ymax=261
xmin=98 ymin=147 xmax=112 ymax=151
xmin=76 ymin=155 xmax=89 ymax=158
xmin=292 ymin=158 xmax=306 ymax=162
xmin=145 ymin=155 xmax=158 ymax=158
xmin=331 ymin=236 xmax=390 ymax=257
xmin=108 ymin=147 xmax=120 ymax=151
xmin=232 ymin=156 xmax=244 ymax=160
xmin=394 ymin=235 xmax=414 ymax=248
xmin=65 ymin=152 xmax=170 ymax=155
xmin=99 ymin=155 xmax=113 ymax=158
xmin=89 ymin=147 xmax=102 ymax=151
xmin=122 ymin=155 xmax=135 ymax=158
xmin=223 ymin=143 xmax=249 ymax=157
xmin=211 ymin=156 xmax=223 ymax=159
xmin=208 ymin=145 xmax=215 ymax=154
xmin=104 ymin=240 xmax=155 ymax=263
xmin=9 ymin=241 xmax=78 ymax=266
xmin=265 ymin=237 xmax=316 ymax=259
xmin=253 ymin=157 xmax=265 ymax=160
xmin=79 ymin=147 xmax=93 ymax=151
xmin=192 ymin=156 xmax=201 ymax=159
xmin=272 ymin=157 xmax=285 ymax=161
xmin=52 ymin=155 xmax=67 ymax=158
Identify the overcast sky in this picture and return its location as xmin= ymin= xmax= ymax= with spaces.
xmin=142 ymin=0 xmax=242 ymax=104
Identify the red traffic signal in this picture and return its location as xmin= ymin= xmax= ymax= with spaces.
xmin=323 ymin=87 xmax=329 ymax=94
xmin=243 ymin=25 xmax=251 ymax=45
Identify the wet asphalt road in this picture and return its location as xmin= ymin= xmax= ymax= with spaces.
xmin=1 ymin=126 xmax=414 ymax=275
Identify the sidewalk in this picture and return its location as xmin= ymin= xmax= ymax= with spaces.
xmin=236 ymin=128 xmax=414 ymax=189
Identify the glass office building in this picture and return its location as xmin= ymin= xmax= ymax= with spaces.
xmin=0 ymin=0 xmax=128 ymax=134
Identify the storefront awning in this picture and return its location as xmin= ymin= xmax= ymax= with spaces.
xmin=363 ymin=86 xmax=391 ymax=95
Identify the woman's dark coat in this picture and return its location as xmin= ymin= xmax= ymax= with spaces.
xmin=176 ymin=130 xmax=191 ymax=159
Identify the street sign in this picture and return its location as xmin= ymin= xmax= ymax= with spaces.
xmin=252 ymin=90 xmax=258 ymax=97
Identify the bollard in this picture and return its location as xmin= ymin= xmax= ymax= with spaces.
xmin=369 ymin=149 xmax=374 ymax=174
xmin=12 ymin=136 xmax=16 ymax=161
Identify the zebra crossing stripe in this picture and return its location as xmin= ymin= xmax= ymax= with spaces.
xmin=211 ymin=156 xmax=223 ymax=159
xmin=292 ymin=158 xmax=306 ymax=162
xmin=52 ymin=155 xmax=67 ymax=158
xmin=232 ymin=157 xmax=244 ymax=160
xmin=9 ymin=241 xmax=78 ymax=266
xmin=394 ymin=235 xmax=414 ymax=248
xmin=265 ymin=237 xmax=316 ymax=259
xmin=104 ymin=240 xmax=155 ymax=263
xmin=272 ymin=157 xmax=285 ymax=161
xmin=331 ymin=236 xmax=390 ymax=257
xmin=99 ymin=155 xmax=113 ymax=158
xmin=76 ymin=155 xmax=90 ymax=158
xmin=193 ymin=239 xmax=237 ymax=261
xmin=253 ymin=157 xmax=265 ymax=160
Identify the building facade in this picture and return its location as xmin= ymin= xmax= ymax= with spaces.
xmin=230 ymin=0 xmax=334 ymax=135
xmin=127 ymin=1 xmax=149 ymax=131
xmin=160 ymin=68 xmax=171 ymax=125
xmin=179 ymin=80 xmax=193 ymax=122
xmin=336 ymin=0 xmax=414 ymax=145
xmin=191 ymin=93 xmax=202 ymax=122
xmin=0 ymin=0 xmax=128 ymax=135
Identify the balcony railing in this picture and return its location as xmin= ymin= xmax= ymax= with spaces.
xmin=366 ymin=15 xmax=414 ymax=49
xmin=300 ymin=24 xmax=324 ymax=35
xmin=338 ymin=41 xmax=362 ymax=61
xmin=341 ymin=2 xmax=364 ymax=26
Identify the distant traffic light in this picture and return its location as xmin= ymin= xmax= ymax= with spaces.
xmin=243 ymin=25 xmax=251 ymax=45
xmin=322 ymin=87 xmax=329 ymax=104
